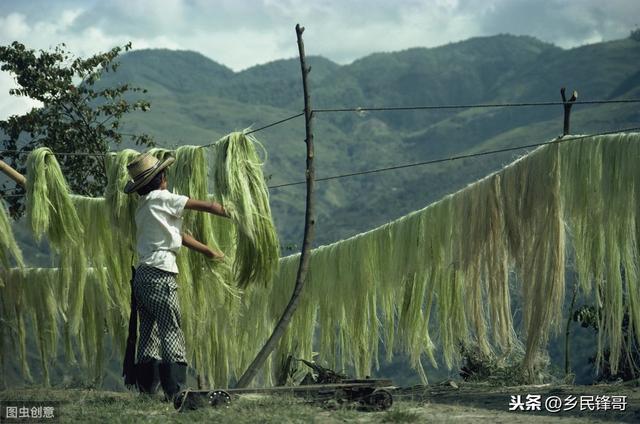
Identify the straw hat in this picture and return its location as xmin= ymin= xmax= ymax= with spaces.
xmin=124 ymin=152 xmax=175 ymax=194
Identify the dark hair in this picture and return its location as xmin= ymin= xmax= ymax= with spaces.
xmin=136 ymin=170 xmax=165 ymax=196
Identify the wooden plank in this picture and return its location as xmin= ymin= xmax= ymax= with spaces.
xmin=218 ymin=380 xmax=394 ymax=396
xmin=340 ymin=379 xmax=393 ymax=385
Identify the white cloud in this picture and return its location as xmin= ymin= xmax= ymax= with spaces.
xmin=0 ymin=13 xmax=30 ymax=39
xmin=187 ymin=27 xmax=294 ymax=70
xmin=0 ymin=73 xmax=42 ymax=118
xmin=301 ymin=2 xmax=482 ymax=62
xmin=61 ymin=9 xmax=82 ymax=27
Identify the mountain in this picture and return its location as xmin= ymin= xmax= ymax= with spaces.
xmin=88 ymin=33 xmax=640 ymax=247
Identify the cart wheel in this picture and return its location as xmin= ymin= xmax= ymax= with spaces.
xmin=208 ymin=390 xmax=231 ymax=408
xmin=366 ymin=389 xmax=393 ymax=411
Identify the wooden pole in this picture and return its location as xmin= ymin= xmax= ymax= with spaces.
xmin=561 ymin=87 xmax=578 ymax=379
xmin=234 ymin=23 xmax=316 ymax=388
xmin=0 ymin=159 xmax=26 ymax=188
xmin=561 ymin=87 xmax=578 ymax=136
xmin=562 ymin=85 xmax=578 ymax=376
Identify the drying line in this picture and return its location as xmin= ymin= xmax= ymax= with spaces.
xmin=313 ymin=99 xmax=640 ymax=113
xmin=0 ymin=112 xmax=305 ymax=156
xmin=267 ymin=126 xmax=640 ymax=189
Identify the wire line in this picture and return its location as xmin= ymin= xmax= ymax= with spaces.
xmin=3 ymin=126 xmax=640 ymax=198
xmin=3 ymin=98 xmax=640 ymax=156
xmin=313 ymin=99 xmax=640 ymax=113
xmin=81 ymin=99 xmax=638 ymax=145
xmin=0 ymin=112 xmax=305 ymax=156
xmin=266 ymin=126 xmax=640 ymax=189
xmin=198 ymin=112 xmax=304 ymax=149
xmin=246 ymin=112 xmax=304 ymax=135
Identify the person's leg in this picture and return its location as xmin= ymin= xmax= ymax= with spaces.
xmin=135 ymin=359 xmax=160 ymax=394
xmin=135 ymin=312 xmax=161 ymax=393
xmin=145 ymin=268 xmax=188 ymax=400
xmin=158 ymin=362 xmax=187 ymax=402
xmin=157 ymin=276 xmax=187 ymax=364
xmin=133 ymin=266 xmax=161 ymax=394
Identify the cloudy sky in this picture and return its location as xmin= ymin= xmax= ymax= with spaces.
xmin=0 ymin=0 xmax=638 ymax=118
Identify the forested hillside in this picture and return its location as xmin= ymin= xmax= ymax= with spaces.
xmin=90 ymin=34 xmax=640 ymax=248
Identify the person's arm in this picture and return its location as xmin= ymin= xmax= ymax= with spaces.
xmin=184 ymin=198 xmax=230 ymax=218
xmin=181 ymin=232 xmax=224 ymax=260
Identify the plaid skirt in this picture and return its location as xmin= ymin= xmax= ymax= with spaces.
xmin=133 ymin=265 xmax=187 ymax=364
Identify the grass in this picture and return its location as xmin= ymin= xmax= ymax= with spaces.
xmin=379 ymin=408 xmax=422 ymax=423
xmin=0 ymin=388 xmax=423 ymax=423
xmin=3 ymin=383 xmax=639 ymax=423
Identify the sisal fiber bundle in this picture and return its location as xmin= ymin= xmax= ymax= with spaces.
xmin=6 ymin=132 xmax=640 ymax=387
xmin=501 ymin=144 xmax=565 ymax=372
xmin=267 ymin=133 xmax=639 ymax=381
xmin=105 ymin=149 xmax=139 ymax=246
xmin=0 ymin=200 xmax=24 ymax=271
xmin=25 ymin=148 xmax=88 ymax=334
xmin=213 ymin=131 xmax=280 ymax=288
xmin=0 ymin=266 xmax=30 ymax=380
xmin=73 ymin=196 xmax=130 ymax=353
xmin=0 ymin=269 xmax=57 ymax=385
xmin=171 ymin=145 xmax=232 ymax=291
xmin=170 ymin=145 xmax=240 ymax=386
xmin=0 ymin=201 xmax=24 ymax=376
xmin=2 ymin=137 xmax=281 ymax=388
xmin=25 ymin=148 xmax=83 ymax=245
xmin=560 ymin=134 xmax=640 ymax=373
xmin=0 ymin=268 xmax=125 ymax=385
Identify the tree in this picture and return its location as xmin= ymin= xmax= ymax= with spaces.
xmin=573 ymin=304 xmax=640 ymax=381
xmin=0 ymin=41 xmax=153 ymax=217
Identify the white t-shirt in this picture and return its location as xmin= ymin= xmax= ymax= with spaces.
xmin=135 ymin=189 xmax=189 ymax=273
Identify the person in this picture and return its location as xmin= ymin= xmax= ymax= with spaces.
xmin=123 ymin=152 xmax=228 ymax=401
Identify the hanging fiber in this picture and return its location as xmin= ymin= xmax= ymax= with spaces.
xmin=105 ymin=149 xmax=139 ymax=247
xmin=25 ymin=148 xmax=83 ymax=245
xmin=170 ymin=145 xmax=240 ymax=386
xmin=25 ymin=148 xmax=88 ymax=335
xmin=560 ymin=134 xmax=640 ymax=374
xmin=0 ymin=200 xmax=23 ymax=377
xmin=0 ymin=268 xmax=124 ymax=385
xmin=0 ymin=267 xmax=30 ymax=381
xmin=6 ymin=132 xmax=640 ymax=387
xmin=171 ymin=145 xmax=233 ymax=291
xmin=0 ymin=200 xmax=23 ymax=271
xmin=213 ymin=131 xmax=280 ymax=289
xmin=2 ymin=137 xmax=282 ymax=388
xmin=72 ymin=196 xmax=130 ymax=355
xmin=266 ymin=132 xmax=640 ymax=382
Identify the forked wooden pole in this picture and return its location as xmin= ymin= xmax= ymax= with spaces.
xmin=234 ymin=23 xmax=316 ymax=388
xmin=561 ymin=87 xmax=578 ymax=136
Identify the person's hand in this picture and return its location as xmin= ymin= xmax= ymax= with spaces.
xmin=206 ymin=248 xmax=225 ymax=261
xmin=221 ymin=203 xmax=234 ymax=219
